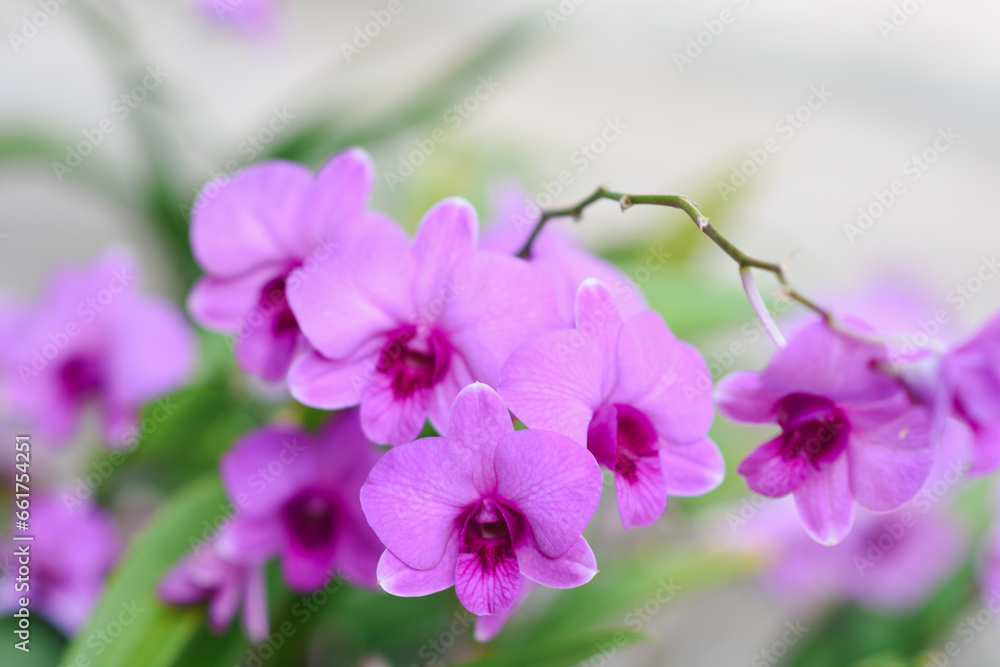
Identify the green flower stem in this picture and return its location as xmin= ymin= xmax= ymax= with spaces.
xmin=516 ymin=186 xmax=832 ymax=345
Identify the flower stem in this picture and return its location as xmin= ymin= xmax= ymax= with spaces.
xmin=741 ymin=267 xmax=787 ymax=349
xmin=516 ymin=187 xmax=833 ymax=345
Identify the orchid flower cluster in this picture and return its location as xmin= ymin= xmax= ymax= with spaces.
xmin=5 ymin=146 xmax=1000 ymax=648
xmin=159 ymin=147 xmax=724 ymax=640
xmin=154 ymin=146 xmax=1000 ymax=642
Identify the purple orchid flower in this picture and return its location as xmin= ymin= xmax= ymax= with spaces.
xmin=360 ymin=383 xmax=603 ymax=616
xmin=195 ymin=0 xmax=275 ymax=35
xmin=982 ymin=484 xmax=1000 ymax=606
xmin=286 ymin=197 xmax=562 ymax=445
xmin=480 ymin=183 xmax=647 ymax=325
xmin=159 ymin=526 xmax=270 ymax=642
xmin=499 ymin=279 xmax=724 ymax=529
xmin=188 ymin=148 xmax=386 ymax=382
xmin=0 ymin=495 xmax=120 ymax=635
xmin=717 ymin=320 xmax=935 ymax=545
xmin=745 ymin=497 xmax=965 ymax=614
xmin=737 ymin=426 xmax=970 ymax=613
xmin=0 ymin=249 xmax=195 ymax=447
xmin=217 ymin=410 xmax=384 ymax=592
xmin=942 ymin=314 xmax=1000 ymax=476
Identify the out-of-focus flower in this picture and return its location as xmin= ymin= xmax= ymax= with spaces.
xmin=0 ymin=249 xmax=195 ymax=447
xmin=980 ymin=484 xmax=1000 ymax=603
xmin=0 ymin=495 xmax=120 ymax=634
xmin=360 ymin=383 xmax=603 ymax=616
xmin=500 ymin=280 xmax=723 ymax=529
xmin=188 ymin=148 xmax=384 ymax=382
xmin=737 ymin=426 xmax=970 ymax=612
xmin=717 ymin=320 xmax=934 ymax=545
xmin=217 ymin=410 xmax=383 ymax=592
xmin=288 ymin=198 xmax=561 ymax=445
xmin=941 ymin=315 xmax=1000 ymax=476
xmin=159 ymin=527 xmax=269 ymax=642
xmin=745 ymin=498 xmax=965 ymax=614
xmin=195 ymin=0 xmax=275 ymax=35
xmin=480 ymin=183 xmax=647 ymax=325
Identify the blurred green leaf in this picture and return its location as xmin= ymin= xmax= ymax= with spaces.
xmin=784 ymin=564 xmax=979 ymax=667
xmin=459 ymin=627 xmax=646 ymax=667
xmin=0 ymin=131 xmax=67 ymax=164
xmin=499 ymin=550 xmax=757 ymax=646
xmin=266 ymin=18 xmax=539 ymax=166
xmin=61 ymin=477 xmax=228 ymax=667
xmin=0 ymin=616 xmax=65 ymax=666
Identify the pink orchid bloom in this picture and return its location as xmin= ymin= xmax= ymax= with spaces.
xmin=499 ymin=279 xmax=724 ymax=529
xmin=718 ymin=320 xmax=935 ymax=545
xmin=188 ymin=148 xmax=386 ymax=382
xmin=360 ymin=383 xmax=603 ymax=616
xmin=217 ymin=410 xmax=384 ymax=592
xmin=0 ymin=495 xmax=120 ymax=635
xmin=0 ymin=249 xmax=194 ymax=447
xmin=287 ymin=197 xmax=561 ymax=445
xmin=159 ymin=526 xmax=269 ymax=643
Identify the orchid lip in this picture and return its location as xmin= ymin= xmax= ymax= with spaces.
xmin=258 ymin=273 xmax=300 ymax=336
xmin=377 ymin=325 xmax=451 ymax=399
xmin=460 ymin=498 xmax=520 ymax=575
xmin=282 ymin=488 xmax=338 ymax=550
xmin=586 ymin=403 xmax=659 ymax=482
xmin=775 ymin=393 xmax=850 ymax=466
xmin=60 ymin=354 xmax=105 ymax=402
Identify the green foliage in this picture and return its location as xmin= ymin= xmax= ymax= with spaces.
xmin=459 ymin=628 xmax=646 ymax=667
xmin=0 ymin=616 xmax=65 ymax=666
xmin=61 ymin=477 xmax=229 ymax=667
xmin=783 ymin=565 xmax=979 ymax=667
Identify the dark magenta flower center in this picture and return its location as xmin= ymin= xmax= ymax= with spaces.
xmin=60 ymin=355 xmax=104 ymax=402
xmin=775 ymin=393 xmax=850 ymax=465
xmin=260 ymin=275 xmax=298 ymax=336
xmin=586 ymin=403 xmax=659 ymax=482
xmin=377 ymin=326 xmax=451 ymax=399
xmin=283 ymin=489 xmax=337 ymax=550
xmin=461 ymin=499 xmax=515 ymax=573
